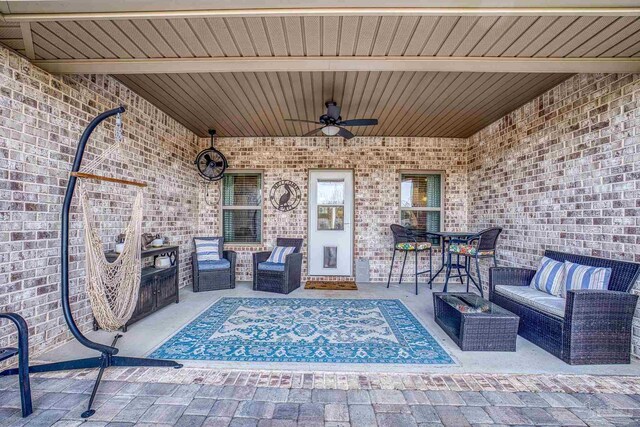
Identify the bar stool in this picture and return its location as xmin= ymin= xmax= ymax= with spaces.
xmin=386 ymin=224 xmax=434 ymax=295
xmin=443 ymin=227 xmax=502 ymax=297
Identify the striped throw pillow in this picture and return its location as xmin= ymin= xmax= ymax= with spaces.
xmin=562 ymin=261 xmax=611 ymax=297
xmin=194 ymin=238 xmax=221 ymax=262
xmin=266 ymin=246 xmax=295 ymax=264
xmin=530 ymin=256 xmax=565 ymax=296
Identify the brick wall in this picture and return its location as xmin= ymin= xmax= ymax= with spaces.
xmin=196 ymin=136 xmax=469 ymax=283
xmin=2 ymin=37 xmax=640 ymax=362
xmin=467 ymin=73 xmax=640 ymax=354
xmin=0 ymin=46 xmax=199 ymax=362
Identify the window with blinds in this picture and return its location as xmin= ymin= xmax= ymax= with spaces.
xmin=222 ymin=173 xmax=262 ymax=243
xmin=400 ymin=173 xmax=443 ymax=237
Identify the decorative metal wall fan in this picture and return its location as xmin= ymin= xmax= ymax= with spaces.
xmin=195 ymin=129 xmax=228 ymax=181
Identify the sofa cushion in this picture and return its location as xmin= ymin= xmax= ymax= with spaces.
xmin=266 ymin=246 xmax=296 ymax=263
xmin=562 ymin=260 xmax=612 ymax=297
xmin=530 ymin=256 xmax=565 ymax=296
xmin=258 ymin=261 xmax=286 ymax=272
xmin=495 ymin=285 xmax=566 ymax=318
xmin=199 ymin=259 xmax=230 ymax=271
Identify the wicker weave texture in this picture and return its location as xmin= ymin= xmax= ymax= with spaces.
xmin=433 ymin=292 xmax=519 ymax=352
xmin=489 ymin=251 xmax=640 ymax=365
xmin=253 ymin=239 xmax=303 ymax=294
xmin=192 ymin=250 xmax=236 ymax=292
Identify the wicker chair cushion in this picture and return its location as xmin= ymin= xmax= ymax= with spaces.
xmin=258 ymin=262 xmax=286 ymax=272
xmin=266 ymin=246 xmax=296 ymax=263
xmin=530 ymin=256 xmax=565 ymax=296
xmin=396 ymin=242 xmax=431 ymax=251
xmin=561 ymin=260 xmax=611 ymax=297
xmin=198 ymin=259 xmax=230 ymax=271
xmin=448 ymin=242 xmax=493 ymax=256
xmin=194 ymin=238 xmax=221 ymax=262
xmin=495 ymin=285 xmax=566 ymax=318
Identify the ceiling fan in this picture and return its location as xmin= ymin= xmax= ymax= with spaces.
xmin=285 ymin=101 xmax=378 ymax=139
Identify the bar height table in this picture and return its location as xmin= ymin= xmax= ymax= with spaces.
xmin=408 ymin=230 xmax=481 ymax=294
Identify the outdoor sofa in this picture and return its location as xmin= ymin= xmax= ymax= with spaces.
xmin=489 ymin=250 xmax=640 ymax=365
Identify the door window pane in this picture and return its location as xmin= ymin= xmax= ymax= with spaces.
xmin=317 ymin=206 xmax=344 ymax=230
xmin=317 ymin=180 xmax=344 ymax=205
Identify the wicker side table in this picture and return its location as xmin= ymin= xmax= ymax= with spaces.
xmin=433 ymin=292 xmax=519 ymax=352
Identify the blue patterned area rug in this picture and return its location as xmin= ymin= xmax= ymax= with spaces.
xmin=150 ymin=298 xmax=454 ymax=365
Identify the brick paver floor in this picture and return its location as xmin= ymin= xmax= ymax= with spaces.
xmin=1 ymin=368 xmax=640 ymax=426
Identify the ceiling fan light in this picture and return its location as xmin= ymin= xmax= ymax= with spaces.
xmin=322 ymin=125 xmax=340 ymax=136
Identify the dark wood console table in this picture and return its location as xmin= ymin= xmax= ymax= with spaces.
xmin=94 ymin=245 xmax=180 ymax=331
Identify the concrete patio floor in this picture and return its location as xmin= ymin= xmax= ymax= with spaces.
xmin=37 ymin=281 xmax=640 ymax=376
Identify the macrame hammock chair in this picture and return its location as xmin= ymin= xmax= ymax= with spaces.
xmin=0 ymin=107 xmax=180 ymax=421
xmin=77 ymin=113 xmax=143 ymax=331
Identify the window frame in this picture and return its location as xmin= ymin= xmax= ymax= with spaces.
xmin=398 ymin=170 xmax=445 ymax=232
xmin=220 ymin=170 xmax=264 ymax=245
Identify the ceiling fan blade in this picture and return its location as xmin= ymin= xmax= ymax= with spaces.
xmin=284 ymin=118 xmax=321 ymax=124
xmin=337 ymin=118 xmax=378 ymax=127
xmin=303 ymin=128 xmax=323 ymax=137
xmin=326 ymin=102 xmax=341 ymax=120
xmin=337 ymin=127 xmax=354 ymax=139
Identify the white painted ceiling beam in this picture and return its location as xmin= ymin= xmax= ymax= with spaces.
xmin=2 ymin=5 xmax=640 ymax=21
xmin=33 ymin=57 xmax=640 ymax=75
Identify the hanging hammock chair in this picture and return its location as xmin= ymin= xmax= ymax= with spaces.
xmin=77 ymin=113 xmax=144 ymax=331
xmin=0 ymin=107 xmax=181 ymax=422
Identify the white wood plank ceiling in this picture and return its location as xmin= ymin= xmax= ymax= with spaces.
xmin=115 ymin=71 xmax=570 ymax=138
xmin=0 ymin=1 xmax=638 ymax=137
xmin=1 ymin=16 xmax=636 ymax=60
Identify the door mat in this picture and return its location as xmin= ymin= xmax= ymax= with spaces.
xmin=304 ymin=280 xmax=358 ymax=290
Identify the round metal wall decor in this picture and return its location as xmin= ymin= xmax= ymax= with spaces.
xmin=269 ymin=180 xmax=301 ymax=212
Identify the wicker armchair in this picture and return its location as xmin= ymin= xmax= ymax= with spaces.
xmin=253 ymin=238 xmax=303 ymax=294
xmin=0 ymin=313 xmax=32 ymax=417
xmin=489 ymin=250 xmax=640 ymax=365
xmin=192 ymin=237 xmax=237 ymax=292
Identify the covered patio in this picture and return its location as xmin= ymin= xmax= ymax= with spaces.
xmin=1 ymin=0 xmax=640 ymax=425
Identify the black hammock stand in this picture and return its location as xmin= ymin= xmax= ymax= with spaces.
xmin=0 ymin=106 xmax=182 ymax=418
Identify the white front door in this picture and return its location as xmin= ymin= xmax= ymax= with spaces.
xmin=308 ymin=170 xmax=354 ymax=276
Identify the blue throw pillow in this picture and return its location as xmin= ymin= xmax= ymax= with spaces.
xmin=562 ymin=261 xmax=611 ymax=297
xmin=530 ymin=256 xmax=565 ymax=297
xmin=266 ymin=246 xmax=295 ymax=264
